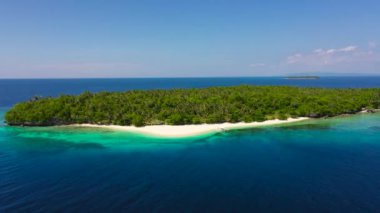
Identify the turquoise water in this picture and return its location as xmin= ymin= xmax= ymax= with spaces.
xmin=2 ymin=77 xmax=380 ymax=212
xmin=1 ymin=106 xmax=380 ymax=212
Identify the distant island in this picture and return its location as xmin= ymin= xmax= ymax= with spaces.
xmin=5 ymin=86 xmax=379 ymax=129
xmin=284 ymin=76 xmax=320 ymax=79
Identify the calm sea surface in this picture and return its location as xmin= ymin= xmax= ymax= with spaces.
xmin=1 ymin=77 xmax=380 ymax=212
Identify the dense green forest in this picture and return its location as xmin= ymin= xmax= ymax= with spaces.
xmin=5 ymin=85 xmax=380 ymax=126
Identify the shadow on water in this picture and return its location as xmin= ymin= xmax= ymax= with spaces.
xmin=369 ymin=126 xmax=380 ymax=131
xmin=222 ymin=127 xmax=265 ymax=137
xmin=70 ymin=142 xmax=107 ymax=149
xmin=7 ymin=137 xmax=107 ymax=155
xmin=214 ymin=122 xmax=333 ymax=138
xmin=2 ymin=126 xmax=108 ymax=154
xmin=275 ymin=123 xmax=333 ymax=130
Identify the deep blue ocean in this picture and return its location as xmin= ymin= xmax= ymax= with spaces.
xmin=1 ymin=77 xmax=380 ymax=212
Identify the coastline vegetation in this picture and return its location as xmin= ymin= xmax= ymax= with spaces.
xmin=5 ymin=85 xmax=380 ymax=127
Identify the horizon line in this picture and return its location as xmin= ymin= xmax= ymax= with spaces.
xmin=1 ymin=75 xmax=380 ymax=80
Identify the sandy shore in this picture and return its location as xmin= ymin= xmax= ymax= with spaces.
xmin=72 ymin=117 xmax=309 ymax=138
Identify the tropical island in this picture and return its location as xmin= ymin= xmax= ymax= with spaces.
xmin=284 ymin=76 xmax=320 ymax=79
xmin=5 ymin=85 xmax=380 ymax=137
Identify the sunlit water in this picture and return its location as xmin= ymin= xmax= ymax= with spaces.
xmin=1 ymin=107 xmax=380 ymax=212
xmin=1 ymin=78 xmax=380 ymax=212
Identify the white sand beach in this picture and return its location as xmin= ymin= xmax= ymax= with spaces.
xmin=73 ymin=117 xmax=309 ymax=138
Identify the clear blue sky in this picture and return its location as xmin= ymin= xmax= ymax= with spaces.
xmin=1 ymin=0 xmax=380 ymax=78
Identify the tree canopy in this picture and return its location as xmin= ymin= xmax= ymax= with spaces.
xmin=5 ymin=85 xmax=380 ymax=126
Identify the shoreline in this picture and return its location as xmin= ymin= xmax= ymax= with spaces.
xmin=71 ymin=117 xmax=309 ymax=138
